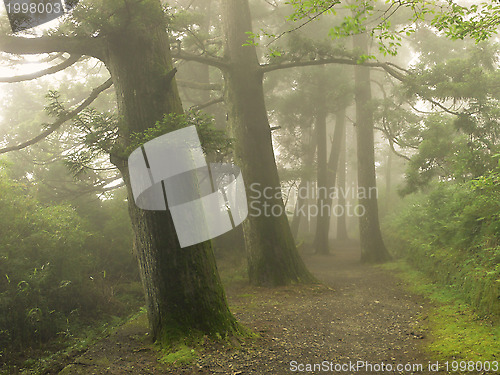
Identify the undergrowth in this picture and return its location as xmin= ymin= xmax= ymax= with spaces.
xmin=382 ymin=261 xmax=499 ymax=362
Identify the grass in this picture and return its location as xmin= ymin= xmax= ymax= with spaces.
xmin=381 ymin=260 xmax=499 ymax=362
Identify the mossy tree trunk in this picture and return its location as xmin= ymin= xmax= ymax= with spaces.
xmin=221 ymin=0 xmax=314 ymax=285
xmin=102 ymin=0 xmax=239 ymax=342
xmin=353 ymin=33 xmax=391 ymax=263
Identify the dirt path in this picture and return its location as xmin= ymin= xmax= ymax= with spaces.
xmin=57 ymin=245 xmax=444 ymax=375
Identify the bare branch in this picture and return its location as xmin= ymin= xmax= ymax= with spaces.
xmin=0 ymin=35 xmax=101 ymax=58
xmin=190 ymin=97 xmax=224 ymax=111
xmin=375 ymin=126 xmax=412 ymax=161
xmin=416 ymin=95 xmax=462 ymax=116
xmin=0 ymin=78 xmax=113 ymax=155
xmin=177 ymin=80 xmax=222 ymax=91
xmin=39 ymin=52 xmax=65 ymax=63
xmin=0 ymin=55 xmax=82 ymax=83
xmin=261 ymin=58 xmax=407 ymax=81
xmin=171 ymin=49 xmax=228 ymax=70
xmin=267 ymin=2 xmax=339 ymax=47
xmin=388 ymin=139 xmax=411 ymax=161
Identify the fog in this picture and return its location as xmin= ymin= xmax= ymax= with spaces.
xmin=0 ymin=1 xmax=498 ymax=373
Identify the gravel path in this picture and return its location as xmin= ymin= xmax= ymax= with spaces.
xmin=58 ymin=245 xmax=449 ymax=375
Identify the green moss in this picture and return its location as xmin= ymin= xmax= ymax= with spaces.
xmin=158 ymin=344 xmax=197 ymax=366
xmin=428 ymin=305 xmax=499 ymax=361
xmin=237 ymin=293 xmax=256 ymax=298
xmin=381 ymin=261 xmax=499 ymax=361
xmin=156 ymin=323 xmax=257 ymax=368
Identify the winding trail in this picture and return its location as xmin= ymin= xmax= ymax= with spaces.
xmin=58 ymin=244 xmax=445 ymax=374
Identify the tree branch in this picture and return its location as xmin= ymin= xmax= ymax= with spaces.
xmin=189 ymin=97 xmax=224 ymax=111
xmin=263 ymin=57 xmax=462 ymax=116
xmin=171 ymin=49 xmax=228 ymax=70
xmin=261 ymin=58 xmax=407 ymax=81
xmin=388 ymin=139 xmax=411 ymax=162
xmin=415 ymin=94 xmax=462 ymax=116
xmin=0 ymin=78 xmax=113 ymax=155
xmin=177 ymin=80 xmax=222 ymax=91
xmin=375 ymin=125 xmax=412 ymax=161
xmin=0 ymin=35 xmax=101 ymax=58
xmin=0 ymin=55 xmax=82 ymax=83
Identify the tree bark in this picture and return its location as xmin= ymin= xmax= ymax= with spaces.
xmin=102 ymin=0 xmax=238 ymax=342
xmin=221 ymin=0 xmax=314 ymax=285
xmin=312 ymin=73 xmax=329 ymax=254
xmin=313 ymin=108 xmax=346 ymax=254
xmin=385 ymin=148 xmax=393 ymax=212
xmin=353 ymin=33 xmax=391 ymax=263
xmin=291 ymin=129 xmax=316 ymax=240
xmin=336 ymin=112 xmax=349 ymax=241
xmin=290 ymin=179 xmax=306 ymax=240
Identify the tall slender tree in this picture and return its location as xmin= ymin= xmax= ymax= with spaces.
xmin=336 ymin=118 xmax=350 ymax=241
xmin=314 ymin=107 xmax=347 ymax=253
xmin=353 ymin=33 xmax=391 ymax=262
xmin=220 ymin=0 xmax=315 ymax=285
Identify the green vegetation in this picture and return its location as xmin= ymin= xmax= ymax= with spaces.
xmin=158 ymin=345 xmax=197 ymax=366
xmin=1 ymin=0 xmax=500 ymax=371
xmin=382 ymin=261 xmax=499 ymax=361
xmin=0 ymin=164 xmax=143 ymax=371
xmin=126 ymin=111 xmax=233 ymax=159
xmin=385 ymin=168 xmax=500 ymax=320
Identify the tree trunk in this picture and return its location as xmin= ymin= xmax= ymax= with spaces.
xmin=221 ymin=0 xmax=314 ymax=285
xmin=103 ymin=0 xmax=238 ymax=342
xmin=353 ymin=33 xmax=391 ymax=263
xmin=313 ymin=108 xmax=346 ymax=254
xmin=312 ymin=74 xmax=329 ymax=254
xmin=291 ymin=179 xmax=306 ymax=240
xmin=291 ymin=131 xmax=317 ymax=240
xmin=385 ymin=148 xmax=392 ymax=213
xmin=336 ymin=111 xmax=349 ymax=241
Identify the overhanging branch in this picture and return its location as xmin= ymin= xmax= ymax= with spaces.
xmin=0 ymin=55 xmax=82 ymax=83
xmin=190 ymin=97 xmax=224 ymax=111
xmin=0 ymin=35 xmax=101 ymax=58
xmin=171 ymin=49 xmax=228 ymax=70
xmin=261 ymin=58 xmax=407 ymax=81
xmin=177 ymin=80 xmax=222 ymax=91
xmin=0 ymin=78 xmax=113 ymax=155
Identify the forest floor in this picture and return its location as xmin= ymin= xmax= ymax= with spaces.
xmin=54 ymin=243 xmax=450 ymax=375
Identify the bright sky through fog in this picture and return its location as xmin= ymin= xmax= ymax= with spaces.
xmin=0 ymin=3 xmax=63 ymax=78
xmin=0 ymin=4 xmax=70 ymax=125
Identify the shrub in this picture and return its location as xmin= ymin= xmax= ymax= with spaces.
xmin=384 ymin=170 xmax=500 ymax=320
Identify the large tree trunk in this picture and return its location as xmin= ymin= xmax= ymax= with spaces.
xmin=221 ymin=0 xmax=314 ymax=285
xmin=103 ymin=0 xmax=238 ymax=342
xmin=313 ymin=108 xmax=346 ymax=254
xmin=353 ymin=34 xmax=391 ymax=263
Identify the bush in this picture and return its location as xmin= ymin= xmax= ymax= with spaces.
xmin=0 ymin=168 xmax=140 ymax=358
xmin=384 ymin=170 xmax=500 ymax=321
